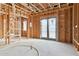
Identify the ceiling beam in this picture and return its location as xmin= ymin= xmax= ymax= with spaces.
xmin=67 ymin=3 xmax=69 ymax=5
xmin=0 ymin=4 xmax=1 ymax=11
xmin=30 ymin=3 xmax=42 ymax=12
xmin=21 ymin=3 xmax=36 ymax=13
xmin=12 ymin=3 xmax=16 ymax=18
xmin=15 ymin=4 xmax=30 ymax=13
xmin=39 ymin=3 xmax=45 ymax=10
xmin=58 ymin=3 xmax=61 ymax=8
xmin=5 ymin=3 xmax=31 ymax=15
xmin=48 ymin=3 xmax=53 ymax=8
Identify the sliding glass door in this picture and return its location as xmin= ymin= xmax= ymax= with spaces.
xmin=40 ymin=19 xmax=47 ymax=38
xmin=40 ymin=17 xmax=57 ymax=40
xmin=48 ymin=17 xmax=56 ymax=40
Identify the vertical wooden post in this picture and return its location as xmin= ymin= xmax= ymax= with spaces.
xmin=27 ymin=15 xmax=31 ymax=38
xmin=4 ymin=14 xmax=7 ymax=44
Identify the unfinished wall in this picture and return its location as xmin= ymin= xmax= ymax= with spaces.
xmin=0 ymin=15 xmax=4 ymax=38
xmin=30 ymin=5 xmax=73 ymax=43
xmin=30 ymin=15 xmax=40 ymax=38
xmin=73 ymin=4 xmax=79 ymax=51
xmin=58 ymin=8 xmax=72 ymax=43
xmin=0 ymin=14 xmax=9 ymax=38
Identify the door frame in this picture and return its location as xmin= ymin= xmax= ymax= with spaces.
xmin=40 ymin=16 xmax=58 ymax=41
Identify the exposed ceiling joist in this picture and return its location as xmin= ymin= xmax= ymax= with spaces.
xmin=12 ymin=3 xmax=16 ymax=19
xmin=67 ymin=3 xmax=69 ymax=5
xmin=30 ymin=3 xmax=42 ymax=12
xmin=39 ymin=3 xmax=45 ymax=10
xmin=59 ymin=3 xmax=61 ymax=8
xmin=48 ymin=3 xmax=53 ymax=8
xmin=21 ymin=3 xmax=36 ymax=13
xmin=0 ymin=4 xmax=1 ymax=11
xmin=53 ymin=3 xmax=59 ymax=5
xmin=0 ymin=3 xmax=72 ymax=15
xmin=15 ymin=5 xmax=30 ymax=13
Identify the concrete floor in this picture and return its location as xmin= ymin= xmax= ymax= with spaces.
xmin=0 ymin=38 xmax=79 ymax=56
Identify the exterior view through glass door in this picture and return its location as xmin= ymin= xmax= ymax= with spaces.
xmin=40 ymin=19 xmax=47 ymax=39
xmin=40 ymin=17 xmax=56 ymax=40
xmin=48 ymin=17 xmax=56 ymax=40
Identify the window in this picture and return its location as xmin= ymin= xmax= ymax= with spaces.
xmin=23 ymin=20 xmax=27 ymax=31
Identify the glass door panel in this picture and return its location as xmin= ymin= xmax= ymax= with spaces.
xmin=48 ymin=17 xmax=56 ymax=39
xmin=40 ymin=19 xmax=47 ymax=38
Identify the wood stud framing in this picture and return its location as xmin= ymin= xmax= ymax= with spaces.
xmin=39 ymin=3 xmax=45 ymax=10
xmin=21 ymin=3 xmax=36 ymax=13
xmin=48 ymin=3 xmax=53 ymax=9
xmin=30 ymin=3 xmax=42 ymax=12
xmin=0 ymin=3 xmax=73 ymax=16
xmin=0 ymin=3 xmax=73 ymax=45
